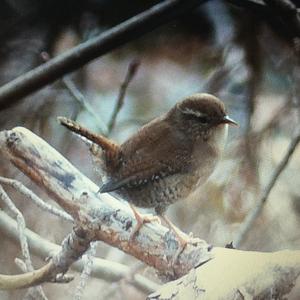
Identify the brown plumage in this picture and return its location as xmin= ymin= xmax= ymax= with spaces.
xmin=58 ymin=93 xmax=237 ymax=242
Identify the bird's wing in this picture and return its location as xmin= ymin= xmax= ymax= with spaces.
xmin=99 ymin=120 xmax=192 ymax=193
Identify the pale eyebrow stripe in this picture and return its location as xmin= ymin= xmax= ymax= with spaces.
xmin=181 ymin=108 xmax=207 ymax=118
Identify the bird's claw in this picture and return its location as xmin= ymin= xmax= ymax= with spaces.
xmin=129 ymin=206 xmax=161 ymax=240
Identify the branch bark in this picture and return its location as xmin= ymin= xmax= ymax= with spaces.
xmin=0 ymin=126 xmax=212 ymax=284
xmin=1 ymin=127 xmax=300 ymax=296
xmin=0 ymin=226 xmax=89 ymax=290
xmin=0 ymin=0 xmax=204 ymax=111
xmin=0 ymin=211 xmax=159 ymax=293
xmin=148 ymin=248 xmax=300 ymax=299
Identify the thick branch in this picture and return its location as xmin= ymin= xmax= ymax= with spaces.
xmin=0 ymin=127 xmax=212 ymax=279
xmin=0 ymin=0 xmax=204 ymax=111
xmin=148 ymin=248 xmax=300 ymax=299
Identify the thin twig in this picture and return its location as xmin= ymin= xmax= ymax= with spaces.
xmin=0 ymin=185 xmax=47 ymax=298
xmin=73 ymin=241 xmax=97 ymax=300
xmin=263 ymin=0 xmax=300 ymax=39
xmin=234 ymin=129 xmax=300 ymax=247
xmin=23 ymin=287 xmax=48 ymax=300
xmin=0 ymin=0 xmax=204 ymax=111
xmin=107 ymin=59 xmax=140 ymax=134
xmin=0 ymin=185 xmax=33 ymax=271
xmin=0 ymin=211 xmax=159 ymax=293
xmin=40 ymin=51 xmax=108 ymax=135
xmin=0 ymin=176 xmax=73 ymax=222
xmin=227 ymin=0 xmax=265 ymax=9
xmin=15 ymin=258 xmax=28 ymax=272
xmin=62 ymin=76 xmax=108 ymax=135
xmin=254 ymin=97 xmax=292 ymax=141
xmin=0 ymin=227 xmax=89 ymax=289
xmin=100 ymin=262 xmax=145 ymax=300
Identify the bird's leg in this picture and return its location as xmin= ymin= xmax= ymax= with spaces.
xmin=160 ymin=214 xmax=201 ymax=264
xmin=129 ymin=204 xmax=160 ymax=239
xmin=160 ymin=214 xmax=189 ymax=249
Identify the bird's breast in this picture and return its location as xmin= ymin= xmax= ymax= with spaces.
xmin=191 ymin=125 xmax=228 ymax=189
xmin=212 ymin=123 xmax=228 ymax=154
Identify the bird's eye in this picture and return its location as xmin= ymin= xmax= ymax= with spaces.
xmin=198 ymin=116 xmax=210 ymax=124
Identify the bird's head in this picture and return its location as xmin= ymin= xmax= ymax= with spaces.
xmin=175 ymin=93 xmax=237 ymax=129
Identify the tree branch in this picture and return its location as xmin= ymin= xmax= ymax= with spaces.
xmin=107 ymin=59 xmax=140 ymax=135
xmin=62 ymin=76 xmax=108 ymax=135
xmin=0 ymin=126 xmax=212 ymax=282
xmin=0 ymin=211 xmax=159 ymax=293
xmin=0 ymin=226 xmax=89 ymax=290
xmin=0 ymin=0 xmax=204 ymax=111
xmin=1 ymin=127 xmax=299 ymax=296
xmin=0 ymin=176 xmax=73 ymax=222
xmin=0 ymin=183 xmax=47 ymax=297
xmin=148 ymin=248 xmax=300 ymax=299
xmin=263 ymin=0 xmax=300 ymax=39
xmin=234 ymin=129 xmax=300 ymax=247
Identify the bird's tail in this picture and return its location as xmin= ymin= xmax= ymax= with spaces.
xmin=57 ymin=117 xmax=120 ymax=155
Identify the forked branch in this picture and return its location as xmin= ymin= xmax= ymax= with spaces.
xmin=0 ymin=126 xmax=212 ymax=288
xmin=0 ymin=127 xmax=299 ymax=298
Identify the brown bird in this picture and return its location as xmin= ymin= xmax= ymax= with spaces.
xmin=58 ymin=93 xmax=237 ymax=246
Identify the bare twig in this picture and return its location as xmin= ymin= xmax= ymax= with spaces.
xmin=0 ymin=185 xmax=33 ymax=272
xmin=234 ymin=129 xmax=300 ymax=247
xmin=0 ymin=211 xmax=159 ymax=293
xmin=227 ymin=0 xmax=266 ymax=9
xmin=15 ymin=258 xmax=28 ymax=272
xmin=107 ymin=59 xmax=140 ymax=134
xmin=73 ymin=241 xmax=97 ymax=300
xmin=0 ymin=0 xmax=204 ymax=111
xmin=62 ymin=76 xmax=108 ymax=135
xmin=0 ymin=225 xmax=92 ymax=289
xmin=0 ymin=184 xmax=47 ymax=297
xmin=254 ymin=97 xmax=292 ymax=141
xmin=0 ymin=175 xmax=90 ymax=291
xmin=227 ymin=0 xmax=300 ymax=53
xmin=0 ymin=176 xmax=73 ymax=222
xmin=23 ymin=287 xmax=48 ymax=300
xmin=40 ymin=51 xmax=108 ymax=135
xmin=264 ymin=0 xmax=300 ymax=39
xmin=100 ymin=262 xmax=146 ymax=300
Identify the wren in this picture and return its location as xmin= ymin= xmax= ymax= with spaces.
xmin=58 ymin=93 xmax=237 ymax=245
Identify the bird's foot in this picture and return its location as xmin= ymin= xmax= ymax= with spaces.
xmin=171 ymin=233 xmax=203 ymax=266
xmin=171 ymin=231 xmax=200 ymax=264
xmin=161 ymin=215 xmax=201 ymax=265
xmin=129 ymin=204 xmax=161 ymax=240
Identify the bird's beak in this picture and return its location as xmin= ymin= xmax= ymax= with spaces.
xmin=222 ymin=115 xmax=238 ymax=126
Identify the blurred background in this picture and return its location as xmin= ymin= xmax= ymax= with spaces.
xmin=0 ymin=0 xmax=300 ymax=299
